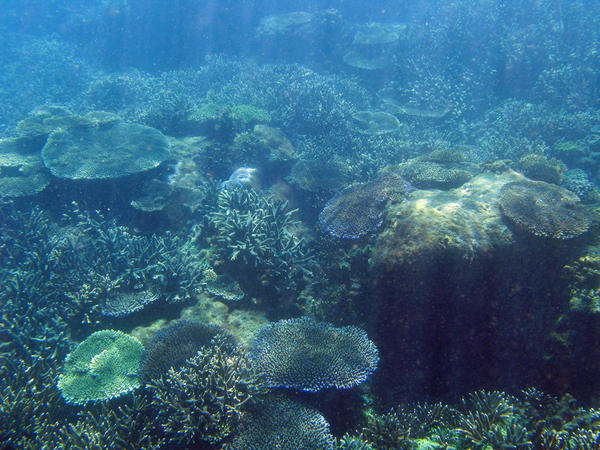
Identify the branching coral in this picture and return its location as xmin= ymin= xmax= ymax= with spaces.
xmin=363 ymin=402 xmax=450 ymax=449
xmin=146 ymin=343 xmax=268 ymax=445
xmin=70 ymin=205 xmax=206 ymax=314
xmin=210 ymin=187 xmax=315 ymax=295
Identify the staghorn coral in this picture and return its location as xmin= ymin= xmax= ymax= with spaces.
xmin=0 ymin=354 xmax=65 ymax=448
xmin=454 ymin=390 xmax=517 ymax=448
xmin=50 ymin=395 xmax=165 ymax=450
xmin=319 ymin=172 xmax=413 ymax=239
xmin=146 ymin=343 xmax=268 ymax=445
xmin=71 ymin=205 xmax=205 ymax=312
xmin=336 ymin=433 xmax=376 ymax=450
xmin=210 ymin=186 xmax=314 ymax=295
xmin=139 ymin=320 xmax=236 ymax=382
xmin=249 ymin=317 xmax=379 ymax=391
xmin=225 ymin=394 xmax=335 ymax=450
xmin=363 ymin=402 xmax=451 ymax=449
xmin=57 ymin=330 xmax=144 ymax=405
xmin=499 ymin=179 xmax=593 ymax=239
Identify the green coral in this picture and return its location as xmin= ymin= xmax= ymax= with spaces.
xmin=57 ymin=330 xmax=144 ymax=405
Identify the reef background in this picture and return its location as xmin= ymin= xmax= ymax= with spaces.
xmin=3 ymin=0 xmax=600 ymax=448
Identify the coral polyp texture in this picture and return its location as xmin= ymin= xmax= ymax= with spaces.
xmin=225 ymin=395 xmax=335 ymax=450
xmin=499 ymin=179 xmax=593 ymax=239
xmin=57 ymin=330 xmax=144 ymax=405
xmin=139 ymin=319 xmax=236 ymax=382
xmin=319 ymin=172 xmax=413 ymax=239
xmin=249 ymin=317 xmax=379 ymax=391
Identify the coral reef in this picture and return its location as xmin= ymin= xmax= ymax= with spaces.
xmin=249 ymin=317 xmax=379 ymax=391
xmin=225 ymin=394 xmax=335 ymax=450
xmin=319 ymin=172 xmax=413 ymax=239
xmin=57 ymin=330 xmax=144 ymax=405
xmin=139 ymin=320 xmax=236 ymax=382
xmin=185 ymin=102 xmax=271 ymax=141
xmin=70 ymin=205 xmax=205 ymax=314
xmin=499 ymin=180 xmax=593 ymax=239
xmin=146 ymin=342 xmax=267 ymax=445
xmin=351 ymin=111 xmax=405 ymax=135
xmin=0 ymin=136 xmax=50 ymax=198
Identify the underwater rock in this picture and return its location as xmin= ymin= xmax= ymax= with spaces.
xmin=251 ymin=124 xmax=298 ymax=162
xmin=372 ymin=171 xmax=520 ymax=269
xmin=0 ymin=139 xmax=50 ymax=198
xmin=139 ymin=320 xmax=236 ymax=382
xmin=205 ymin=274 xmax=245 ymax=302
xmin=351 ymin=110 xmax=405 ymax=135
xmin=185 ymin=103 xmax=271 ymax=140
xmin=319 ymin=172 xmax=413 ymax=239
xmin=226 ymin=394 xmax=335 ymax=450
xmin=352 ymin=22 xmax=407 ymax=45
xmin=57 ymin=330 xmax=144 ymax=405
xmin=499 ymin=179 xmax=593 ymax=240
xmin=41 ymin=118 xmax=170 ymax=179
xmin=397 ymin=159 xmax=472 ymax=190
xmin=249 ymin=317 xmax=379 ymax=391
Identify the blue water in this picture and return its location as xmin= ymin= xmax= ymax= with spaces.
xmin=2 ymin=1 xmax=600 ymax=448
